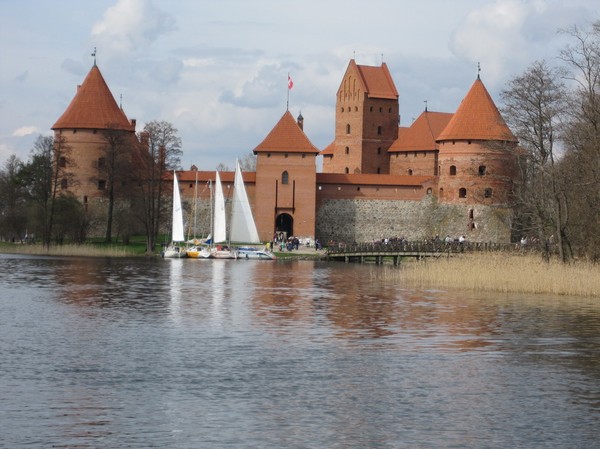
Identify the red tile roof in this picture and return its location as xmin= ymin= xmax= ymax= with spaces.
xmin=253 ymin=110 xmax=320 ymax=154
xmin=320 ymin=141 xmax=335 ymax=156
xmin=355 ymin=61 xmax=399 ymax=100
xmin=389 ymin=111 xmax=453 ymax=152
xmin=52 ymin=64 xmax=134 ymax=131
xmin=437 ymin=77 xmax=517 ymax=142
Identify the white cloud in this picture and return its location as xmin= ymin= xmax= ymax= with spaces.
xmin=450 ymin=0 xmax=533 ymax=83
xmin=90 ymin=0 xmax=176 ymax=59
xmin=12 ymin=126 xmax=39 ymax=137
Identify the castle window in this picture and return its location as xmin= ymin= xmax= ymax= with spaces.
xmin=341 ymin=107 xmax=344 ymax=112
xmin=405 ymin=153 xmax=408 ymax=158
xmin=73 ymin=129 xmax=77 ymax=134
xmin=357 ymin=186 xmax=361 ymax=191
xmin=377 ymin=147 xmax=381 ymax=154
xmin=459 ymin=188 xmax=467 ymax=198
xmin=484 ymin=188 xmax=493 ymax=198
xmin=346 ymin=124 xmax=351 ymax=134
xmin=58 ymin=156 xmax=66 ymax=168
xmin=98 ymin=180 xmax=106 ymax=190
xmin=414 ymin=152 xmax=417 ymax=157
xmin=427 ymin=188 xmax=432 ymax=194
xmin=83 ymin=196 xmax=88 ymax=204
xmin=478 ymin=165 xmax=487 ymax=175
xmin=469 ymin=209 xmax=474 ymax=219
xmin=61 ymin=178 xmax=68 ymax=189
xmin=285 ymin=153 xmax=288 ymax=158
xmin=377 ymin=126 xmax=382 ymax=135
xmin=302 ymin=154 xmax=306 ymax=158
xmin=377 ymin=168 xmax=381 ymax=174
xmin=370 ymin=106 xmax=373 ymax=112
xmin=98 ymin=157 xmax=106 ymax=169
xmin=355 ymin=106 xmax=358 ymax=112
xmin=407 ymin=169 xmax=413 ymax=175
xmin=345 ymin=146 xmax=350 ymax=155
xmin=379 ymin=107 xmax=382 ymax=112
xmin=389 ymin=108 xmax=392 ymax=113
xmin=345 ymin=167 xmax=349 ymax=174
xmin=450 ymin=165 xmax=457 ymax=176
xmin=267 ymin=153 xmax=271 ymax=158
xmin=281 ymin=171 xmax=289 ymax=185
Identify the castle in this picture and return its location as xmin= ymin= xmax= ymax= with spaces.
xmin=52 ymin=59 xmax=519 ymax=244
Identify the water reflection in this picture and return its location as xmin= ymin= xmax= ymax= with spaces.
xmin=2 ymin=253 xmax=600 ymax=448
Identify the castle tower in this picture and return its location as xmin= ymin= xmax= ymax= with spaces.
xmin=322 ymin=59 xmax=399 ymax=175
xmin=51 ymin=63 xmax=136 ymax=205
xmin=253 ymin=111 xmax=320 ymax=241
xmin=436 ymin=76 xmax=518 ymax=206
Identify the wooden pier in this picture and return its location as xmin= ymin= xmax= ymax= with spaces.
xmin=326 ymin=241 xmax=512 ymax=265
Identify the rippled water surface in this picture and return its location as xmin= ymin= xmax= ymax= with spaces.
xmin=1 ymin=253 xmax=600 ymax=448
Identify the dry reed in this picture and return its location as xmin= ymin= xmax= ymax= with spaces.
xmin=387 ymin=253 xmax=600 ymax=297
xmin=1 ymin=243 xmax=136 ymax=258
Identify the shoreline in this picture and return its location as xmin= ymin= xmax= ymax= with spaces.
xmin=3 ymin=244 xmax=598 ymax=297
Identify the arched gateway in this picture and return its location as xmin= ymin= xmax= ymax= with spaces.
xmin=276 ymin=213 xmax=294 ymax=237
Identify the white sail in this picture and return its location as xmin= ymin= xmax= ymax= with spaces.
xmin=230 ymin=160 xmax=260 ymax=244
xmin=172 ymin=171 xmax=185 ymax=242
xmin=213 ymin=171 xmax=227 ymax=244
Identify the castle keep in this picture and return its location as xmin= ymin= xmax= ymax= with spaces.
xmin=52 ymin=59 xmax=519 ymax=244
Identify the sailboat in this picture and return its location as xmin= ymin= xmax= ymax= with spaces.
xmin=161 ymin=170 xmax=187 ymax=258
xmin=210 ymin=170 xmax=237 ymax=259
xmin=186 ymin=172 xmax=212 ymax=258
xmin=228 ymin=160 xmax=276 ymax=260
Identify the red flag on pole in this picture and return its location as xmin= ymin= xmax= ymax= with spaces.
xmin=288 ymin=74 xmax=294 ymax=90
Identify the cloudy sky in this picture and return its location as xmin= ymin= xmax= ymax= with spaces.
xmin=1 ymin=0 xmax=599 ymax=170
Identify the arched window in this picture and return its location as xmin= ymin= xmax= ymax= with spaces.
xmin=407 ymin=169 xmax=413 ymax=176
xmin=427 ymin=188 xmax=432 ymax=195
xmin=345 ymin=167 xmax=349 ymax=174
xmin=459 ymin=188 xmax=467 ymax=198
xmin=450 ymin=165 xmax=457 ymax=176
xmin=59 ymin=157 xmax=66 ymax=168
xmin=345 ymin=146 xmax=350 ymax=155
xmin=377 ymin=126 xmax=382 ymax=135
xmin=346 ymin=124 xmax=351 ymax=134
xmin=281 ymin=171 xmax=289 ymax=185
xmin=479 ymin=165 xmax=487 ymax=176
xmin=61 ymin=178 xmax=68 ymax=189
xmin=484 ymin=188 xmax=493 ymax=198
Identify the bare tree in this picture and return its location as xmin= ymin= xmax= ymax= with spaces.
xmin=132 ymin=120 xmax=182 ymax=254
xmin=501 ymin=60 xmax=571 ymax=261
xmin=558 ymin=22 xmax=600 ymax=259
xmin=20 ymin=135 xmax=76 ymax=248
xmin=0 ymin=155 xmax=27 ymax=241
xmin=96 ymin=124 xmax=134 ymax=243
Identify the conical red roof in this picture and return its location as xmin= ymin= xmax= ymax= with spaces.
xmin=253 ymin=110 xmax=319 ymax=153
xmin=389 ymin=111 xmax=453 ymax=152
xmin=52 ymin=64 xmax=134 ymax=131
xmin=437 ymin=77 xmax=516 ymax=142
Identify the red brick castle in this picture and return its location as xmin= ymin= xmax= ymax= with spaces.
xmin=52 ymin=59 xmax=519 ymax=244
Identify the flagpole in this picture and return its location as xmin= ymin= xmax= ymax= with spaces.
xmin=286 ymin=72 xmax=290 ymax=111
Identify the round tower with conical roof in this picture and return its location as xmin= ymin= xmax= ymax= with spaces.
xmin=436 ymin=76 xmax=518 ymax=208
xmin=51 ymin=63 xmax=137 ymax=207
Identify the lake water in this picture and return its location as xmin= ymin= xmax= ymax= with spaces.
xmin=1 ymin=253 xmax=599 ymax=448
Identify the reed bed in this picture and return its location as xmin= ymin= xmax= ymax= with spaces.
xmin=385 ymin=253 xmax=600 ymax=297
xmin=1 ymin=243 xmax=138 ymax=258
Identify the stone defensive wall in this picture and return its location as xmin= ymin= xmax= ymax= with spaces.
xmin=315 ymin=195 xmax=512 ymax=244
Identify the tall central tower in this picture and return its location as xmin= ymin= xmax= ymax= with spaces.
xmin=322 ymin=59 xmax=399 ymax=174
